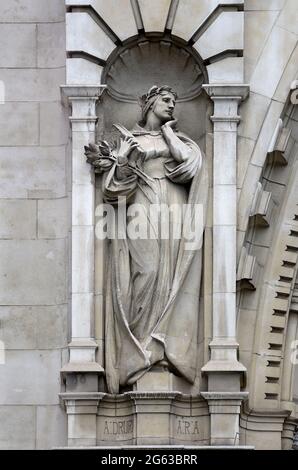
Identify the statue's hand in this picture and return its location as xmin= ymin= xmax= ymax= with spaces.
xmin=161 ymin=119 xmax=178 ymax=133
xmin=117 ymin=136 xmax=139 ymax=164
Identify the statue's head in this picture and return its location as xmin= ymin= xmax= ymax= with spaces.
xmin=139 ymin=85 xmax=178 ymax=126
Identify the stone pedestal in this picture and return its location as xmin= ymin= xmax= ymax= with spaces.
xmin=133 ymin=369 xmax=199 ymax=394
xmin=202 ymin=392 xmax=248 ymax=446
xmin=61 ymin=392 xmax=105 ymax=447
xmin=240 ymin=405 xmax=291 ymax=450
xmin=128 ymin=392 xmax=180 ymax=446
xmin=95 ymin=392 xmax=210 ymax=446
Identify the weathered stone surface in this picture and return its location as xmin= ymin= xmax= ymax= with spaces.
xmin=0 ymin=350 xmax=61 ymax=405
xmin=214 ymin=185 xmax=236 ymax=226
xmin=237 ymin=137 xmax=255 ymax=190
xmin=172 ymin=0 xmax=243 ymax=41
xmin=66 ymin=0 xmax=138 ymax=41
xmin=0 ymin=68 xmax=65 ymax=102
xmin=0 ymin=406 xmax=35 ymax=449
xmin=237 ymin=309 xmax=257 ymax=352
xmin=207 ymin=57 xmax=244 ymax=84
xmin=194 ymin=12 xmax=243 ymax=60
xmin=36 ymin=405 xmax=67 ymax=449
xmin=37 ymin=22 xmax=66 ymax=68
xmin=0 ymin=103 xmax=39 ymax=146
xmin=0 ymin=200 xmax=36 ymax=239
xmin=38 ymin=198 xmax=69 ymax=239
xmin=245 ymin=0 xmax=286 ymax=10
xmin=0 ymin=0 xmax=65 ymax=22
xmin=244 ymin=11 xmax=279 ymax=82
xmin=138 ymin=0 xmax=171 ymax=32
xmin=72 ymin=226 xmax=94 ymax=294
xmin=250 ymin=100 xmax=284 ymax=167
xmin=213 ymin=226 xmax=236 ymax=294
xmin=0 ymin=147 xmax=66 ymax=199
xmin=71 ymin=293 xmax=94 ymax=339
xmin=73 ymin=184 xmax=94 ymax=226
xmin=250 ymin=26 xmax=297 ymax=98
xmin=274 ymin=44 xmax=298 ymax=103
xmin=66 ymin=12 xmax=115 ymax=60
xmin=0 ymin=305 xmax=68 ymax=350
xmin=40 ymin=103 xmax=69 ymax=146
xmin=277 ymin=0 xmax=298 ymax=35
xmin=0 ymin=240 xmax=67 ymax=305
xmin=239 ymin=92 xmax=271 ymax=141
xmin=0 ymin=24 xmax=36 ymax=67
xmin=66 ymin=58 xmax=103 ymax=85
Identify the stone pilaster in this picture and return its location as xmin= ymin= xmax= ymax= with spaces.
xmin=61 ymin=85 xmax=105 ymax=377
xmin=60 ymin=86 xmax=105 ymax=446
xmin=202 ymin=84 xmax=249 ymax=445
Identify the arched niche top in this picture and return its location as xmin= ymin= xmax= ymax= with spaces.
xmin=101 ymin=34 xmax=208 ymax=103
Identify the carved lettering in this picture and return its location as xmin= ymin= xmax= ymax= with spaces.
xmin=176 ymin=419 xmax=199 ymax=435
xmin=104 ymin=421 xmax=110 ymax=435
xmin=103 ymin=419 xmax=133 ymax=435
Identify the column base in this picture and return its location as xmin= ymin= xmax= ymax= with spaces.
xmin=202 ymin=392 xmax=248 ymax=446
xmin=61 ymin=338 xmax=104 ymax=377
xmin=60 ymin=392 xmax=106 ymax=447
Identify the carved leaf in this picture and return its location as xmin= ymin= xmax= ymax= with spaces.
xmin=84 ymin=141 xmax=116 ymax=174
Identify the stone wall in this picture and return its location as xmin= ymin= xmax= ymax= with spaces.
xmin=0 ymin=0 xmax=69 ymax=449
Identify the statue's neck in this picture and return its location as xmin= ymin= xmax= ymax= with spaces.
xmin=143 ymin=113 xmax=162 ymax=131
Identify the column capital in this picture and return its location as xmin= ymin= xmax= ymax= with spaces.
xmin=202 ymin=84 xmax=250 ymax=101
xmin=61 ymin=85 xmax=107 ymax=102
xmin=61 ymin=85 xmax=107 ymax=131
xmin=203 ymin=85 xmax=249 ymax=129
xmin=201 ymin=391 xmax=249 ymax=403
xmin=60 ymin=392 xmax=106 ymax=415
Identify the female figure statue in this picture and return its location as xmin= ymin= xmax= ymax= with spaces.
xmin=86 ymin=86 xmax=208 ymax=393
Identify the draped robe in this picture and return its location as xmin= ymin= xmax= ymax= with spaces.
xmin=103 ymin=124 xmax=208 ymax=393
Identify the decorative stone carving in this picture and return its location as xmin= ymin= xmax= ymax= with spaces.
xmin=267 ymin=123 xmax=292 ymax=166
xmin=237 ymin=245 xmax=260 ymax=291
xmin=103 ymin=39 xmax=206 ymax=102
xmin=249 ymin=182 xmax=274 ymax=228
xmin=86 ymin=85 xmax=208 ymax=393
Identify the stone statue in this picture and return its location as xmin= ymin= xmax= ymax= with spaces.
xmin=85 ymin=86 xmax=208 ymax=393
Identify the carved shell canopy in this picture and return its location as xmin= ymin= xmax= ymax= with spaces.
xmin=103 ymin=39 xmax=206 ymax=103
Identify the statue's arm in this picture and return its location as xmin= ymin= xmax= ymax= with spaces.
xmin=161 ymin=124 xmax=193 ymax=163
xmin=102 ymin=163 xmax=138 ymax=204
xmin=102 ymin=135 xmax=140 ymax=203
xmin=162 ymin=126 xmax=202 ymax=184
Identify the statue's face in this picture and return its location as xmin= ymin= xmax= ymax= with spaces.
xmin=151 ymin=92 xmax=176 ymax=123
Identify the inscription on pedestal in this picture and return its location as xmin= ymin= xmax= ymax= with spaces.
xmin=103 ymin=419 xmax=134 ymax=436
xmin=176 ymin=418 xmax=200 ymax=435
